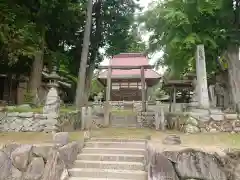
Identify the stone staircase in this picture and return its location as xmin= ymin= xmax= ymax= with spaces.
xmin=68 ymin=138 xmax=147 ymax=180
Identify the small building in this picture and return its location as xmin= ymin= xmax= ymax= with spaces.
xmin=97 ymin=53 xmax=161 ymax=101
xmin=0 ymin=67 xmax=71 ymax=105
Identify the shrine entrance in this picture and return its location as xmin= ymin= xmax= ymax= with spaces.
xmin=97 ymin=53 xmax=161 ymax=127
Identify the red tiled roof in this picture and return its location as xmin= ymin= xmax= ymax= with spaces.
xmin=110 ymin=53 xmax=149 ymax=66
xmin=98 ymin=53 xmax=161 ymax=79
xmin=98 ymin=69 xmax=161 ymax=79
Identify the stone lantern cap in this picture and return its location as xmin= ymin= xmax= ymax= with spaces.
xmin=48 ymin=66 xmax=60 ymax=80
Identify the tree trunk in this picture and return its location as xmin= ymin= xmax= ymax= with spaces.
xmin=83 ymin=64 xmax=95 ymax=104
xmin=83 ymin=0 xmax=102 ymax=104
xmin=226 ymin=45 xmax=240 ymax=112
xmin=75 ymin=0 xmax=93 ymax=109
xmin=28 ymin=29 xmax=45 ymax=102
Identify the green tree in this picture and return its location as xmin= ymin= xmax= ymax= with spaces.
xmin=141 ymin=0 xmax=240 ymax=110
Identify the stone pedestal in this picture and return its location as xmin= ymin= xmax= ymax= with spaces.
xmin=43 ymin=87 xmax=60 ymax=118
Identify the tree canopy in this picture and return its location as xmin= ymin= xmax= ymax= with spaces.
xmin=141 ymin=0 xmax=240 ymax=110
xmin=0 ymin=0 xmax=146 ymax=102
xmin=141 ymin=0 xmax=240 ymax=78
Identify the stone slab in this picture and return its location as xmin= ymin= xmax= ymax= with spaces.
xmin=73 ymin=160 xmax=144 ymax=170
xmin=68 ymin=168 xmax=147 ymax=180
xmin=90 ymin=138 xmax=146 ymax=143
xmin=81 ymin=147 xmax=145 ymax=155
xmin=85 ymin=141 xmax=145 ymax=149
xmin=77 ymin=153 xmax=144 ymax=162
xmin=69 ymin=178 xmax=137 ymax=180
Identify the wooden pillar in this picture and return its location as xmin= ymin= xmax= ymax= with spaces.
xmin=104 ymin=66 xmax=112 ymax=127
xmin=106 ymin=66 xmax=112 ymax=102
xmin=141 ymin=66 xmax=146 ymax=111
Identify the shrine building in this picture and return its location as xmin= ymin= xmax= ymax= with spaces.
xmin=98 ymin=53 xmax=161 ymax=101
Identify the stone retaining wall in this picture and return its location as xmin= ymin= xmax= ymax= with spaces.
xmin=180 ymin=113 xmax=240 ymax=133
xmin=0 ymin=111 xmax=80 ymax=132
xmin=137 ymin=112 xmax=155 ymax=128
xmin=136 ymin=110 xmax=240 ymax=134
xmin=146 ymin=141 xmax=240 ymax=180
xmin=0 ymin=132 xmax=84 ymax=180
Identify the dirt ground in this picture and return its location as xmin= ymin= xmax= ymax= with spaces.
xmin=0 ymin=128 xmax=239 ymax=152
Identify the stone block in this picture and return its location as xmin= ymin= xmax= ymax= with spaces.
xmin=186 ymin=116 xmax=198 ymax=126
xmin=53 ymin=132 xmax=69 ymax=147
xmin=18 ymin=112 xmax=33 ymax=118
xmin=184 ymin=124 xmax=200 ymax=134
xmin=58 ymin=142 xmax=79 ymax=168
xmin=34 ymin=114 xmax=48 ymax=119
xmin=6 ymin=106 xmax=16 ymax=111
xmin=11 ymin=145 xmax=33 ymax=171
xmin=221 ymin=121 xmax=233 ymax=132
xmin=17 ymin=104 xmax=32 ymax=110
xmin=191 ymin=108 xmax=209 ymax=114
xmin=225 ymin=113 xmax=238 ymax=120
xmin=2 ymin=143 xmax=20 ymax=157
xmin=210 ymin=114 xmax=224 ymax=121
xmin=0 ymin=150 xmax=12 ymax=180
xmin=209 ymin=121 xmax=222 ymax=131
xmin=24 ymin=157 xmax=45 ymax=180
xmin=233 ymin=120 xmax=240 ymax=132
xmin=175 ymin=149 xmax=227 ymax=180
xmin=32 ymin=145 xmax=52 ymax=161
xmin=7 ymin=112 xmax=19 ymax=117
xmin=209 ymin=108 xmax=223 ymax=114
xmin=11 ymin=165 xmax=23 ymax=180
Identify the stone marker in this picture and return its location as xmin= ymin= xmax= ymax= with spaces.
xmin=196 ymin=45 xmax=210 ymax=109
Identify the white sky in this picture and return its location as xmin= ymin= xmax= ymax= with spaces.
xmin=100 ymin=0 xmax=165 ymax=74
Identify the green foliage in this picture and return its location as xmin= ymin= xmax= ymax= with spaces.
xmin=0 ymin=0 xmax=146 ymax=103
xmin=141 ymin=0 xmax=240 ymax=77
xmin=24 ymin=93 xmax=34 ymax=104
xmin=90 ymin=77 xmax=104 ymax=97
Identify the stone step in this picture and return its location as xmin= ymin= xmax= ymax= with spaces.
xmin=73 ymin=160 xmax=144 ymax=170
xmin=68 ymin=168 xmax=147 ymax=180
xmin=90 ymin=138 xmax=146 ymax=143
xmin=77 ymin=153 xmax=145 ymax=162
xmin=81 ymin=147 xmax=145 ymax=155
xmin=69 ymin=178 xmax=137 ymax=180
xmin=85 ymin=141 xmax=145 ymax=149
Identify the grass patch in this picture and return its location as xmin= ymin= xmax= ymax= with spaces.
xmin=0 ymin=132 xmax=83 ymax=144
xmin=0 ymin=128 xmax=240 ymax=149
xmin=6 ymin=106 xmax=76 ymax=113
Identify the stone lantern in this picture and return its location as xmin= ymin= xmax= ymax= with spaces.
xmin=43 ymin=66 xmax=61 ymax=118
xmin=47 ymin=66 xmax=60 ymax=88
